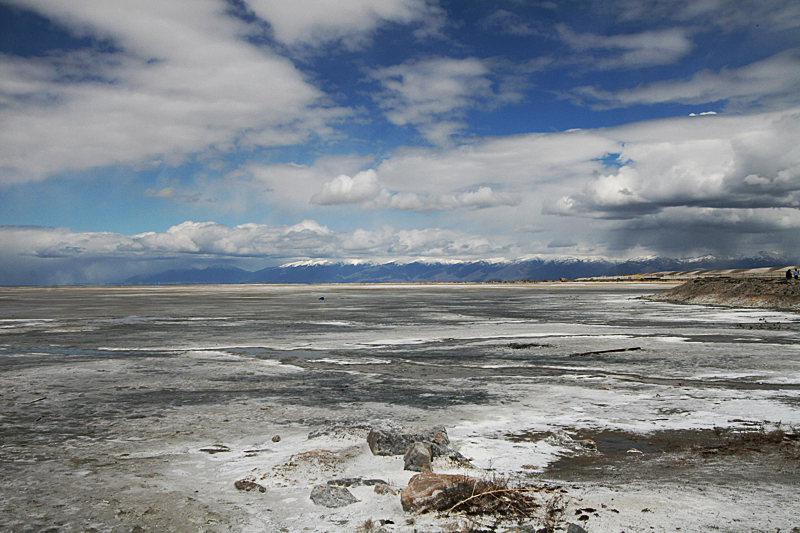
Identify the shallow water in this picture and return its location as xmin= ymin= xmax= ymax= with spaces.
xmin=2 ymin=285 xmax=799 ymax=387
xmin=3 ymin=283 xmax=799 ymax=385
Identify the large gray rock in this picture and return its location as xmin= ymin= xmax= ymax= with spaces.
xmin=403 ymin=441 xmax=433 ymax=472
xmin=367 ymin=425 xmax=450 ymax=456
xmin=309 ymin=485 xmax=358 ymax=508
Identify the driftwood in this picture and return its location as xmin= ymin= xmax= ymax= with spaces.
xmin=569 ymin=347 xmax=641 ymax=357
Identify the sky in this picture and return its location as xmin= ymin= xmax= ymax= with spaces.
xmin=1 ymin=0 xmax=800 ymax=284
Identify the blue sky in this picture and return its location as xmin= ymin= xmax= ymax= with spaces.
xmin=1 ymin=0 xmax=799 ymax=284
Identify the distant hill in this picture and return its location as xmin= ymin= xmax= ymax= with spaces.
xmin=123 ymin=254 xmax=794 ymax=285
xmin=650 ymin=278 xmax=800 ymax=310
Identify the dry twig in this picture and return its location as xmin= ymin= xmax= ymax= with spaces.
xmin=570 ymin=346 xmax=641 ymax=357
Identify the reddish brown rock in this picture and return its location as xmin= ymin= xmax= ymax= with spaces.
xmin=400 ymin=473 xmax=480 ymax=513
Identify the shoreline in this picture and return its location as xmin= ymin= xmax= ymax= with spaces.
xmin=650 ymin=277 xmax=800 ymax=311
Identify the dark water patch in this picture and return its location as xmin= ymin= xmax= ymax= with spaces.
xmin=0 ymin=346 xmax=175 ymax=372
xmin=537 ymin=428 xmax=767 ymax=479
xmin=120 ymin=370 xmax=493 ymax=410
xmin=776 ymin=395 xmax=800 ymax=408
xmin=591 ymin=433 xmax=665 ymax=454
xmin=509 ymin=429 xmax=669 ymax=455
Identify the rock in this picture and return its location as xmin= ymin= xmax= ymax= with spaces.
xmin=199 ymin=444 xmax=230 ymax=454
xmin=373 ymin=483 xmax=395 ymax=495
xmin=400 ymin=473 xmax=480 ymax=513
xmin=310 ymin=485 xmax=358 ymax=508
xmin=327 ymin=477 xmax=363 ymax=487
xmin=234 ymin=479 xmax=266 ymax=493
xmin=579 ymin=439 xmax=597 ymax=451
xmin=362 ymin=478 xmax=389 ymax=486
xmin=307 ymin=421 xmax=376 ymax=439
xmin=567 ymin=523 xmax=588 ymax=533
xmin=503 ymin=526 xmax=537 ymax=533
xmin=327 ymin=477 xmax=388 ymax=487
xmin=404 ymin=441 xmax=433 ymax=472
xmin=444 ymin=449 xmax=473 ymax=467
xmin=272 ymin=435 xmax=281 ymax=442
xmin=367 ymin=425 xmax=451 ymax=456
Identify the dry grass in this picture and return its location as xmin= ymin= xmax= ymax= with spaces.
xmin=438 ymin=476 xmax=568 ymax=533
xmin=356 ymin=518 xmax=375 ymax=532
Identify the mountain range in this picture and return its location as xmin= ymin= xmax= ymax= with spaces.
xmin=123 ymin=254 xmax=793 ymax=285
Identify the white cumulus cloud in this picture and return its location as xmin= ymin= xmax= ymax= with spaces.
xmin=310 ymin=170 xmax=382 ymax=205
xmin=370 ymin=57 xmax=523 ymax=144
xmin=572 ymin=49 xmax=800 ymax=110
xmin=363 ymin=186 xmax=519 ymax=212
xmin=557 ymin=25 xmax=695 ymax=69
xmin=0 ymin=0 xmax=346 ymax=183
xmin=0 ymin=220 xmax=512 ymax=284
xmin=245 ymin=0 xmax=444 ymax=48
xmin=547 ymin=109 xmax=800 ymax=219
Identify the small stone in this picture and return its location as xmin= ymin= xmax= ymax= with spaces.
xmin=310 ymin=485 xmax=358 ymax=508
xmin=234 ymin=479 xmax=266 ymax=493
xmin=327 ymin=477 xmax=388 ymax=487
xmin=374 ymin=484 xmax=395 ymax=495
xmin=272 ymin=435 xmax=281 ymax=442
xmin=328 ymin=478 xmax=362 ymax=487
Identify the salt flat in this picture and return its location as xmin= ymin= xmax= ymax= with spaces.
xmin=1 ymin=283 xmax=798 ymax=532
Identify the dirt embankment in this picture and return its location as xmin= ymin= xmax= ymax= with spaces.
xmin=650 ymin=277 xmax=800 ymax=310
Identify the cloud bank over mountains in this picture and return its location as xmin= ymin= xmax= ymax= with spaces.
xmin=0 ymin=0 xmax=799 ymax=284
xmin=0 ymin=221 xmax=503 ymax=285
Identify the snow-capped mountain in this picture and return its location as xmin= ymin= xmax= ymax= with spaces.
xmin=123 ymin=253 xmax=794 ymax=285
